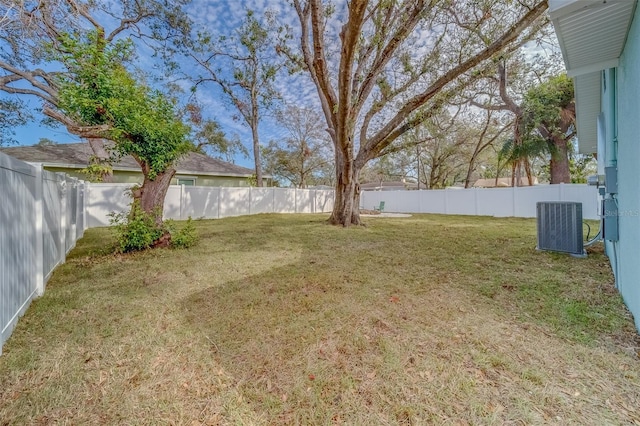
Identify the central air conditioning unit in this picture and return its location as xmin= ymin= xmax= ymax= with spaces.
xmin=536 ymin=202 xmax=586 ymax=257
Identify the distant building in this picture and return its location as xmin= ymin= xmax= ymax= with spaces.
xmin=0 ymin=142 xmax=267 ymax=187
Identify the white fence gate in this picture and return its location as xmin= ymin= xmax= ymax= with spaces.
xmin=1 ymin=152 xmax=86 ymax=355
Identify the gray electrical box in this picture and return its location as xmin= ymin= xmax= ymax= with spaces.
xmin=603 ymin=198 xmax=619 ymax=241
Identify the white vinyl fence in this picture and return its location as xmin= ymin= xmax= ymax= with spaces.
xmin=1 ymin=152 xmax=86 ymax=355
xmin=1 ymin=159 xmax=599 ymax=356
xmin=361 ymin=184 xmax=600 ymax=220
xmin=86 ymin=184 xmax=336 ymax=227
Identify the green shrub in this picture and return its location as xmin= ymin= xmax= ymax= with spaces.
xmin=109 ymin=203 xmax=164 ymax=252
xmin=165 ymin=217 xmax=198 ymax=249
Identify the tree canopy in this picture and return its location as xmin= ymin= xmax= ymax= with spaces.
xmin=290 ymin=0 xmax=549 ymax=225
xmin=54 ymin=30 xmax=191 ymax=224
xmin=262 ymin=104 xmax=334 ymax=188
xmin=520 ymin=73 xmax=576 ymax=183
xmin=185 ymin=9 xmax=288 ymax=187
xmin=0 ymin=0 xmax=191 ymax=146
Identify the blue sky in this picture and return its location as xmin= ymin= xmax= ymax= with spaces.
xmin=7 ymin=0 xmax=556 ymax=170
xmin=8 ymin=0 xmax=320 ymax=170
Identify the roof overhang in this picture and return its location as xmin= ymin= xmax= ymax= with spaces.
xmin=549 ymin=0 xmax=637 ymax=154
xmin=30 ymin=162 xmax=266 ymax=179
xmin=573 ymin=72 xmax=601 ymax=154
xmin=550 ymin=0 xmax=637 ymax=78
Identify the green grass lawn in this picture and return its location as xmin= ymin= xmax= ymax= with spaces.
xmin=1 ymin=214 xmax=639 ymax=425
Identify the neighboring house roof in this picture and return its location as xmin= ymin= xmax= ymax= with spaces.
xmin=0 ymin=142 xmax=257 ymax=178
xmin=361 ymin=181 xmax=418 ymax=191
xmin=473 ymin=177 xmax=539 ymax=188
xmin=549 ymin=0 xmax=638 ymax=154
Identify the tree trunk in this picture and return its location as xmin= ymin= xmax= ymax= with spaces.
xmin=328 ymin=154 xmax=362 ymax=227
xmin=132 ymin=167 xmax=176 ymax=227
xmin=524 ymin=160 xmax=534 ymax=186
xmin=86 ymin=137 xmax=114 ymax=182
xmin=549 ymin=136 xmax=571 ymax=184
xmin=464 ymin=155 xmax=477 ymax=188
xmin=251 ymin=118 xmax=263 ymax=187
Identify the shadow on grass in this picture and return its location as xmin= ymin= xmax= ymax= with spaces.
xmin=178 ymin=215 xmax=638 ymax=424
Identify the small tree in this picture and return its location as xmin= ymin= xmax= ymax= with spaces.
xmin=262 ymin=104 xmax=334 ymax=187
xmin=186 ymin=10 xmax=287 ymax=187
xmin=56 ymin=31 xmax=191 ymax=229
xmin=0 ymin=0 xmax=191 ymax=177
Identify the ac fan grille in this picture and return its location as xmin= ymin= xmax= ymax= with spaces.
xmin=536 ymin=202 xmax=584 ymax=255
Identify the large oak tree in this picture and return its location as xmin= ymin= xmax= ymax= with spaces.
xmin=291 ymin=0 xmax=548 ymax=226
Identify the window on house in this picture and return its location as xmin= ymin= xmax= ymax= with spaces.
xmin=176 ymin=177 xmax=196 ymax=186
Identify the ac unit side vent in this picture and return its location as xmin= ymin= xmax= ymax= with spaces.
xmin=536 ymin=202 xmax=585 ymax=256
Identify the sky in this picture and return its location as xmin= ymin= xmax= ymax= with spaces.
xmin=8 ymin=0 xmax=321 ymax=170
xmin=6 ymin=0 xmax=558 ymax=170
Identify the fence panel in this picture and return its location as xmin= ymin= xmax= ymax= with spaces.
xmin=183 ymin=186 xmax=220 ymax=219
xmin=65 ymin=177 xmax=78 ymax=253
xmin=1 ymin=153 xmax=87 ymax=355
xmin=514 ymin=185 xmax=561 ymax=218
xmin=296 ymin=189 xmax=313 ymax=213
xmin=163 ymin=185 xmax=182 ymax=220
xmin=42 ymin=171 xmax=64 ymax=278
xmin=250 ymin=188 xmax=274 ymax=215
xmin=315 ymin=190 xmax=334 ymax=213
xmin=0 ymin=153 xmax=37 ymax=355
xmin=360 ymin=184 xmax=599 ymax=220
xmin=274 ymin=188 xmax=296 ymax=213
xmin=444 ymin=189 xmax=477 ymax=215
xmin=86 ymin=183 xmax=131 ymax=228
xmin=419 ymin=190 xmax=447 ymax=214
xmin=219 ymin=187 xmax=251 ymax=218
xmin=476 ymin=188 xmax=515 ymax=217
xmin=77 ymin=181 xmax=85 ymax=239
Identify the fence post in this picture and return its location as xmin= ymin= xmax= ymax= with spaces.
xmin=58 ymin=174 xmax=67 ymax=262
xmin=83 ymin=182 xmax=88 ymax=232
xmin=34 ymin=164 xmax=44 ymax=297
xmin=180 ymin=184 xmax=184 ymax=220
xmin=444 ymin=189 xmax=448 ymax=214
xmin=474 ymin=188 xmax=479 ymax=216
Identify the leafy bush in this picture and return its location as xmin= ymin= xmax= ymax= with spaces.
xmin=109 ymin=203 xmax=164 ymax=252
xmin=165 ymin=217 xmax=198 ymax=249
xmin=110 ymin=204 xmax=198 ymax=252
